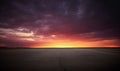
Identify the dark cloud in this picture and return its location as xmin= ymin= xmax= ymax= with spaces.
xmin=0 ymin=37 xmax=33 ymax=47
xmin=0 ymin=0 xmax=120 ymax=47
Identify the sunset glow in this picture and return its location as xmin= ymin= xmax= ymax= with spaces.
xmin=0 ymin=27 xmax=119 ymax=48
xmin=0 ymin=0 xmax=119 ymax=48
xmin=31 ymin=35 xmax=119 ymax=48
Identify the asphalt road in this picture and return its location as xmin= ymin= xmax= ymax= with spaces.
xmin=0 ymin=49 xmax=120 ymax=71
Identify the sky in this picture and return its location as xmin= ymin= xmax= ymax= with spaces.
xmin=0 ymin=0 xmax=120 ymax=48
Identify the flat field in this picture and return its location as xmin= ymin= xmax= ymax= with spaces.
xmin=0 ymin=49 xmax=120 ymax=71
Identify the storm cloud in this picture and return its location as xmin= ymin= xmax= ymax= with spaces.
xmin=0 ymin=0 xmax=120 ymax=47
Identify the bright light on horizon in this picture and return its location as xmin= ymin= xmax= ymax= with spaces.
xmin=32 ymin=37 xmax=119 ymax=48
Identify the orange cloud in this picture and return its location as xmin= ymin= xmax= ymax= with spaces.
xmin=0 ymin=28 xmax=119 ymax=48
xmin=32 ymin=36 xmax=119 ymax=48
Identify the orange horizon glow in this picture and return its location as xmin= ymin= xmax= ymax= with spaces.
xmin=32 ymin=37 xmax=119 ymax=48
xmin=0 ymin=32 xmax=119 ymax=48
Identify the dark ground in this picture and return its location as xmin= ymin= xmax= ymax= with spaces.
xmin=0 ymin=49 xmax=120 ymax=71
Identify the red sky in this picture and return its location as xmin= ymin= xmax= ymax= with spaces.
xmin=0 ymin=0 xmax=120 ymax=48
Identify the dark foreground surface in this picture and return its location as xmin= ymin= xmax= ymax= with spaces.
xmin=0 ymin=49 xmax=120 ymax=71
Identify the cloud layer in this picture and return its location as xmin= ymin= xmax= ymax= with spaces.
xmin=0 ymin=0 xmax=120 ymax=47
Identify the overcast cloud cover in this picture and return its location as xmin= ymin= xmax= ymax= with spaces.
xmin=0 ymin=0 xmax=120 ymax=47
